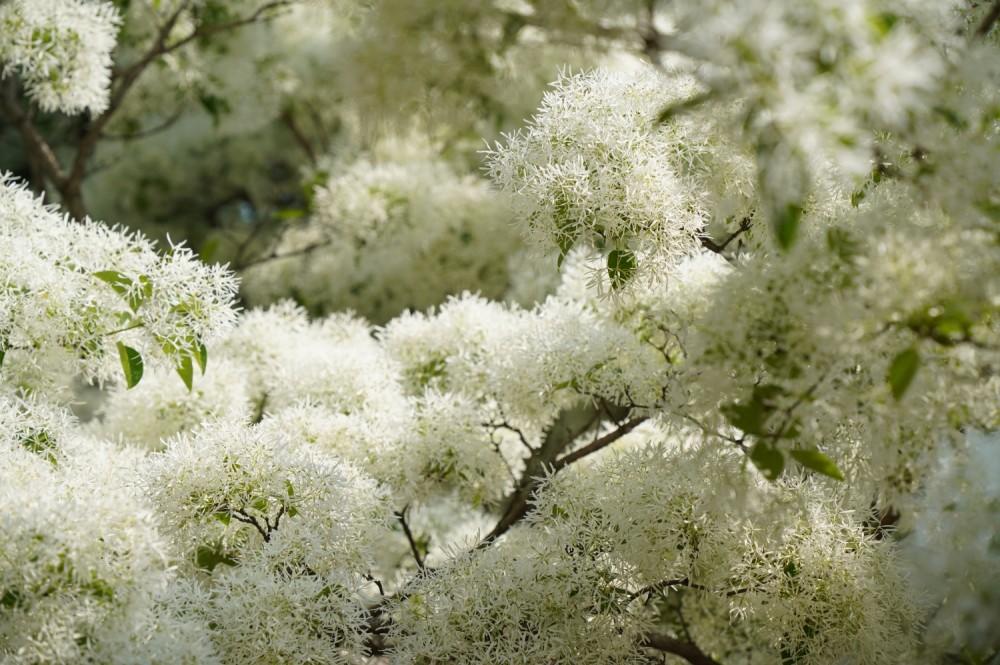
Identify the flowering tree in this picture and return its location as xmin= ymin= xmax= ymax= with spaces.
xmin=1 ymin=1 xmax=1000 ymax=664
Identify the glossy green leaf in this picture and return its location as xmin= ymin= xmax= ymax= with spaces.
xmin=195 ymin=543 xmax=237 ymax=572
xmin=196 ymin=342 xmax=208 ymax=375
xmin=888 ymin=347 xmax=919 ymax=401
xmin=775 ymin=203 xmax=803 ymax=250
xmin=94 ymin=270 xmax=132 ymax=296
xmin=176 ymin=354 xmax=194 ymax=391
xmin=116 ymin=342 xmax=143 ymax=389
xmin=607 ymin=249 xmax=637 ymax=289
xmin=749 ymin=441 xmax=785 ymax=481
xmin=790 ymin=449 xmax=844 ymax=481
xmin=721 ymin=400 xmax=768 ymax=437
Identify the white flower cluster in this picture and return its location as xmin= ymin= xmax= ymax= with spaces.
xmin=664 ymin=0 xmax=953 ymax=229
xmin=0 ymin=0 xmax=120 ymax=115
xmin=528 ymin=442 xmax=926 ymax=665
xmin=242 ymin=145 xmax=521 ymax=322
xmin=0 ymin=426 xmax=174 ymax=664
xmin=0 ymin=176 xmax=239 ymax=396
xmin=139 ymin=417 xmax=390 ymax=662
xmin=390 ymin=529 xmax=652 ymax=665
xmin=485 ymin=68 xmax=711 ymax=281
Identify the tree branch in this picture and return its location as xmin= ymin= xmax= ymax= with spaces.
xmin=62 ymin=0 xmax=294 ymax=218
xmin=396 ymin=508 xmax=426 ymax=571
xmin=0 ymin=78 xmax=68 ymax=190
xmin=976 ymin=1 xmax=1000 ymax=38
xmin=477 ymin=414 xmax=646 ymax=547
xmin=639 ymin=632 xmax=722 ymax=665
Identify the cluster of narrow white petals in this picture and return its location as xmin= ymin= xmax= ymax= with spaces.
xmin=529 ymin=441 xmax=927 ymax=665
xmin=485 ymin=68 xmax=709 ymax=278
xmin=242 ymin=146 xmax=518 ymax=322
xmin=141 ymin=416 xmax=390 ymax=577
xmin=163 ymin=557 xmax=368 ymax=665
xmin=0 ymin=430 xmax=172 ymax=664
xmin=0 ymin=0 xmax=120 ymax=115
xmin=0 ymin=177 xmax=239 ymax=395
xmin=389 ymin=528 xmax=652 ymax=665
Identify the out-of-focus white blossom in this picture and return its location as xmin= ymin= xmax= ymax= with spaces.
xmin=242 ymin=145 xmax=519 ymax=323
xmin=901 ymin=430 xmax=1000 ymax=656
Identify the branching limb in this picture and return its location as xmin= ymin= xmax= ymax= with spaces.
xmin=700 ymin=216 xmax=753 ymax=254
xmin=639 ymin=632 xmax=722 ymax=665
xmin=0 ymin=78 xmax=68 ymax=190
xmin=478 ymin=413 xmax=646 ymax=547
xmin=396 ymin=507 xmax=426 ymax=571
xmin=976 ymin=1 xmax=1000 ymax=37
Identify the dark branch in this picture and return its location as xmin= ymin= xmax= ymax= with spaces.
xmin=639 ymin=632 xmax=722 ymax=665
xmin=396 ymin=508 xmax=426 ymax=571
xmin=700 ymin=216 xmax=753 ymax=254
xmin=976 ymin=1 xmax=1000 ymax=37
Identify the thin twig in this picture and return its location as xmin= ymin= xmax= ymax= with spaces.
xmin=396 ymin=508 xmax=426 ymax=571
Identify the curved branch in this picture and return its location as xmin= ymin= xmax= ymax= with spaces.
xmin=639 ymin=632 xmax=722 ymax=665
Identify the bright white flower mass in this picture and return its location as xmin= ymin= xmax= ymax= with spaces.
xmin=0 ymin=0 xmax=120 ymax=115
xmin=0 ymin=176 xmax=238 ymax=396
xmin=2 ymin=1 xmax=1000 ymax=663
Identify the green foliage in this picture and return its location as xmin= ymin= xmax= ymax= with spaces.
xmin=195 ymin=542 xmax=238 ymax=572
xmin=116 ymin=341 xmax=144 ymax=389
xmin=775 ymin=203 xmax=803 ymax=250
xmin=887 ymin=347 xmax=919 ymax=401
xmin=606 ymin=249 xmax=637 ymax=290
xmin=789 ymin=449 xmax=844 ymax=481
xmin=750 ymin=440 xmax=785 ymax=480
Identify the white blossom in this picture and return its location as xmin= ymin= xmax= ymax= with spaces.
xmin=0 ymin=0 xmax=120 ymax=115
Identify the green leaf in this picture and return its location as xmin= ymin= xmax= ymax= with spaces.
xmin=116 ymin=342 xmax=144 ymax=389
xmin=721 ymin=400 xmax=768 ymax=437
xmin=197 ymin=92 xmax=231 ymax=127
xmin=607 ymin=249 xmax=637 ymax=290
xmin=790 ymin=449 xmax=844 ymax=481
xmin=775 ymin=203 xmax=803 ymax=250
xmin=196 ymin=342 xmax=208 ymax=375
xmin=95 ymin=271 xmax=150 ymax=311
xmin=195 ymin=543 xmax=237 ymax=572
xmin=868 ymin=11 xmax=899 ymax=36
xmin=1 ymin=589 xmax=22 ymax=609
xmin=274 ymin=208 xmax=306 ymax=221
xmin=94 ymin=270 xmax=133 ymax=297
xmin=0 ymin=332 xmax=7 ymax=369
xmin=749 ymin=441 xmax=785 ymax=481
xmin=888 ymin=347 xmax=919 ymax=401
xmin=175 ymin=354 xmax=194 ymax=391
xmin=655 ymin=91 xmax=713 ymax=124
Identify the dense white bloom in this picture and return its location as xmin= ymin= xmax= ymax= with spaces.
xmin=0 ymin=433 xmax=172 ymax=663
xmin=141 ymin=416 xmax=390 ymax=577
xmin=242 ymin=146 xmax=519 ymax=322
xmin=485 ymin=68 xmax=709 ymax=279
xmin=0 ymin=177 xmax=239 ymax=396
xmin=0 ymin=0 xmax=120 ymax=115
xmin=390 ymin=529 xmax=652 ymax=665
xmin=163 ymin=556 xmax=368 ymax=665
xmin=530 ymin=441 xmax=927 ymax=665
xmin=92 ymin=358 xmax=251 ymax=450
